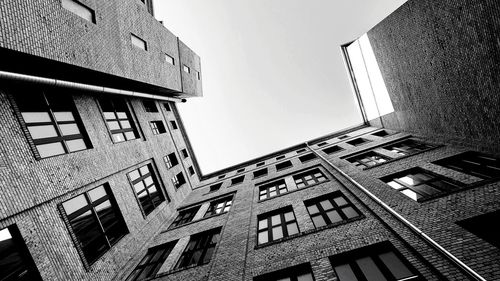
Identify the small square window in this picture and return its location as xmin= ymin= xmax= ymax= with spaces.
xmin=172 ymin=172 xmax=186 ymax=188
xmin=131 ymin=33 xmax=147 ymax=51
xmin=209 ymin=183 xmax=222 ymax=192
xmin=170 ymin=120 xmax=178 ymax=130
xmin=150 ymin=121 xmax=166 ymax=135
xmin=298 ymin=153 xmax=317 ymax=163
xmin=183 ymin=65 xmax=190 ymax=73
xmin=372 ymin=130 xmax=390 ymax=137
xmin=61 ymin=0 xmax=95 ymax=23
xmin=237 ymin=168 xmax=245 ymax=173
xmin=188 ymin=166 xmax=195 ymax=176
xmin=165 ymin=54 xmax=175 ymax=65
xmin=296 ymin=148 xmax=307 ymax=154
xmin=317 ymin=142 xmax=328 ymax=147
xmin=197 ymin=71 xmax=201 ymax=80
xmin=181 ymin=149 xmax=189 ymax=158
xmin=257 ymin=207 xmax=299 ymax=245
xmin=276 ymin=160 xmax=293 ymax=171
xmin=256 ymin=162 xmax=265 ymax=167
xmin=164 ymin=152 xmax=179 ymax=169
xmin=276 ymin=155 xmax=286 ymax=160
xmin=175 ymin=228 xmax=221 ymax=269
xmin=218 ymin=174 xmax=226 ymax=179
xmin=346 ymin=138 xmax=370 ymax=146
xmin=143 ymin=100 xmax=158 ymax=112
xmin=231 ymin=175 xmax=245 ymax=185
xmin=338 ymin=135 xmax=348 ymax=139
xmin=323 ymin=145 xmax=344 ymax=155
xmin=253 ymin=168 xmax=268 ymax=179
xmin=204 ymin=195 xmax=233 ymax=217
xmin=164 ymin=103 xmax=171 ymax=111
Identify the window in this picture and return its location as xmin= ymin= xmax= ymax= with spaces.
xmin=253 ymin=263 xmax=315 ymax=281
xmin=237 ymin=168 xmax=245 ymax=173
xmin=197 ymin=71 xmax=201 ymax=80
xmin=170 ymin=120 xmax=178 ymax=130
xmin=433 ymin=151 xmax=500 ymax=180
xmin=61 ymin=0 xmax=95 ymax=23
xmin=293 ymin=168 xmax=327 ymax=188
xmin=140 ymin=0 xmax=154 ymax=15
xmin=98 ymin=97 xmax=139 ymax=143
xmin=346 ymin=151 xmax=390 ymax=168
xmin=338 ymin=135 xmax=349 ymax=139
xmin=346 ymin=138 xmax=370 ymax=146
xmin=231 ymin=175 xmax=245 ymax=185
xmin=172 ymin=172 xmax=186 ymax=188
xmin=14 ymin=90 xmax=91 ymax=158
xmin=323 ymin=145 xmax=344 ymax=155
xmin=253 ymin=168 xmax=268 ymax=179
xmin=164 ymin=152 xmax=179 ymax=169
xmin=175 ymin=228 xmax=221 ymax=269
xmin=204 ymin=195 xmax=233 ymax=218
xmin=383 ymin=139 xmax=435 ymax=156
xmin=126 ymin=241 xmax=177 ymax=281
xmin=131 ymin=33 xmax=147 ymax=51
xmin=330 ymin=242 xmax=421 ymax=281
xmin=150 ymin=121 xmax=166 ymax=135
xmin=165 ymin=54 xmax=175 ymax=65
xmin=296 ymin=148 xmax=307 ymax=154
xmin=305 ymin=192 xmax=360 ymax=228
xmin=188 ymin=166 xmax=195 ymax=176
xmin=218 ymin=174 xmax=226 ymax=179
xmin=372 ymin=130 xmax=390 ymax=137
xmin=209 ymin=183 xmax=222 ymax=192
xmin=299 ymin=153 xmax=317 ymax=163
xmin=256 ymin=162 xmax=265 ymax=167
xmin=457 ymin=210 xmax=500 ymax=249
xmin=181 ymin=148 xmax=189 ymax=158
xmin=276 ymin=160 xmax=293 ymax=171
xmin=257 ymin=207 xmax=299 ymax=245
xmin=182 ymin=65 xmax=190 ymax=73
xmin=163 ymin=103 xmax=171 ymax=112
xmin=259 ymin=179 xmax=287 ymax=200
xmin=170 ymin=206 xmax=200 ymax=228
xmin=61 ymin=184 xmax=128 ymax=264
xmin=382 ymin=168 xmax=461 ymax=201
xmin=276 ymin=155 xmax=286 ymax=160
xmin=142 ymin=100 xmax=158 ymax=112
xmin=317 ymin=142 xmax=328 ymax=147
xmin=0 ymin=225 xmax=42 ymax=281
xmin=128 ymin=164 xmax=167 ymax=216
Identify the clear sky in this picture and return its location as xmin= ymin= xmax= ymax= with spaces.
xmin=154 ymin=0 xmax=407 ymax=174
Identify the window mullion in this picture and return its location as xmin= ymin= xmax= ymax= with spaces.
xmin=85 ymin=192 xmax=111 ymax=248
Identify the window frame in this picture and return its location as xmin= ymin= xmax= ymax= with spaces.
xmin=257 ymin=207 xmax=300 ymax=245
xmin=164 ymin=152 xmax=179 ymax=169
xmin=304 ymin=191 xmax=362 ymax=229
xmin=383 ymin=139 xmax=436 ymax=157
xmin=170 ymin=120 xmax=178 ymax=130
xmin=293 ymin=168 xmax=328 ymax=188
xmin=209 ymin=182 xmax=222 ymax=192
xmin=149 ymin=121 xmax=166 ymax=135
xmin=174 ymin=228 xmax=221 ymax=269
xmin=231 ymin=175 xmax=245 ymax=186
xmin=346 ymin=137 xmax=371 ymax=146
xmin=181 ymin=148 xmax=189 ymax=158
xmin=433 ymin=151 xmax=500 ymax=180
xmin=253 ymin=168 xmax=268 ymax=179
xmin=276 ymin=160 xmax=293 ymax=171
xmin=258 ymin=179 xmax=288 ymax=201
xmin=172 ymin=172 xmax=186 ymax=189
xmin=298 ymin=153 xmax=317 ymax=163
xmin=169 ymin=206 xmax=200 ymax=229
xmin=142 ymin=100 xmax=158 ymax=112
xmin=126 ymin=241 xmax=177 ymax=281
xmin=345 ymin=151 xmax=391 ymax=168
xmin=204 ymin=195 xmax=234 ymax=218
xmin=127 ymin=163 xmax=169 ymax=217
xmin=97 ymin=96 xmax=140 ymax=144
xmin=323 ymin=145 xmax=345 ymax=155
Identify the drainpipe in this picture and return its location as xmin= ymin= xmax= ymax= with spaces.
xmin=0 ymin=70 xmax=187 ymax=103
xmin=305 ymin=143 xmax=487 ymax=281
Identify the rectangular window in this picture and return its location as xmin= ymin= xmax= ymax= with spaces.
xmin=372 ymin=130 xmax=390 ymax=137
xmin=253 ymin=168 xmax=268 ymax=179
xmin=305 ymin=192 xmax=361 ymax=228
xmin=126 ymin=241 xmax=177 ymax=281
xmin=276 ymin=155 xmax=286 ymax=160
xmin=433 ymin=151 xmax=500 ymax=180
xmin=346 ymin=138 xmax=371 ymax=146
xmin=457 ymin=210 xmax=500 ymax=249
xmin=61 ymin=0 xmax=95 ymax=23
xmin=61 ymin=184 xmax=128 ymax=264
xmin=330 ymin=242 xmax=421 ymax=281
xmin=293 ymin=168 xmax=327 ymax=188
xmin=150 ymin=121 xmax=166 ymax=135
xmin=172 ymin=172 xmax=186 ymax=188
xmin=197 ymin=71 xmax=201 ymax=80
xmin=175 ymin=228 xmax=221 ymax=269
xmin=323 ymin=145 xmax=344 ymax=155
xmin=170 ymin=206 xmax=200 ymax=228
xmin=165 ymin=54 xmax=175 ymax=65
xmin=253 ymin=263 xmax=315 ymax=281
xmin=183 ymin=65 xmax=190 ymax=73
xmin=163 ymin=103 xmax=171 ymax=112
xmin=276 ymin=160 xmax=293 ymax=171
xmin=346 ymin=151 xmax=390 ymax=168
xmin=204 ymin=195 xmax=233 ymax=218
xmin=296 ymin=148 xmax=306 ymax=154
xmin=237 ymin=168 xmax=245 ymax=173
xmin=317 ymin=142 xmax=328 ymax=147
xmin=256 ymin=162 xmax=265 ymax=167
xmin=98 ymin=97 xmax=139 ymax=143
xmin=218 ymin=174 xmax=226 ymax=179
xmin=128 ymin=164 xmax=167 ymax=216
xmin=143 ymin=100 xmax=158 ymax=112
xmin=383 ymin=139 xmax=435 ymax=156
xmin=170 ymin=120 xmax=178 ymax=130
xmin=382 ymin=168 xmax=461 ymax=202
xmin=164 ymin=152 xmax=179 ymax=169
xmin=181 ymin=148 xmax=189 ymax=158
xmin=209 ymin=183 xmax=222 ymax=192
xmin=188 ymin=166 xmax=195 ymax=176
xmin=14 ymin=90 xmax=92 ymax=158
xmin=259 ymin=179 xmax=287 ymax=200
xmin=131 ymin=33 xmax=147 ymax=51
xmin=257 ymin=207 xmax=299 ymax=245
xmin=0 ymin=225 xmax=42 ymax=281
xmin=338 ymin=135 xmax=349 ymax=139
xmin=299 ymin=153 xmax=317 ymax=163
xmin=231 ymin=175 xmax=245 ymax=185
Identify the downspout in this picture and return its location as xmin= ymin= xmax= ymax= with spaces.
xmin=305 ymin=143 xmax=487 ymax=281
xmin=0 ymin=70 xmax=186 ymax=103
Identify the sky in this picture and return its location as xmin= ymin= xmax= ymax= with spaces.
xmin=154 ymin=0 xmax=407 ymax=174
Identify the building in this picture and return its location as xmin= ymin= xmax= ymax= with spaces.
xmin=0 ymin=0 xmax=499 ymax=281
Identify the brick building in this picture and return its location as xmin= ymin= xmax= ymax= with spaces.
xmin=0 ymin=0 xmax=499 ymax=281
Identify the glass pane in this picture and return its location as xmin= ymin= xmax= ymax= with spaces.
xmin=260 ymin=194 xmax=267 ymax=200
xmin=140 ymin=166 xmax=149 ymax=175
xmin=334 ymin=264 xmax=358 ymax=281
xmin=88 ymin=186 xmax=107 ymax=202
xmin=54 ymin=111 xmax=75 ymax=122
xmin=387 ymin=181 xmax=403 ymax=190
xmin=307 ymin=205 xmax=319 ymax=215
xmin=401 ymin=189 xmax=420 ymax=201
xmin=36 ymin=142 xmax=65 ymax=158
xmin=342 ymin=207 xmax=358 ymax=219
xmin=116 ymin=112 xmax=127 ymax=119
xmin=297 ymin=273 xmax=314 ymax=281
xmin=312 ymin=216 xmax=327 ymax=228
xmin=144 ymin=176 xmax=154 ymax=187
xmin=356 ymin=256 xmax=387 ymax=281
xmin=399 ymin=176 xmax=417 ymax=186
xmin=59 ymin=123 xmax=80 ymax=136
xmin=258 ymin=231 xmax=268 ymax=244
xmin=378 ymin=251 xmax=414 ymax=279
xmin=320 ymin=200 xmax=334 ymax=210
xmin=134 ymin=181 xmax=146 ymax=193
xmin=128 ymin=170 xmax=140 ymax=181
xmin=22 ymin=112 xmax=51 ymax=123
xmin=28 ymin=125 xmax=58 ymax=139
xmin=62 ymin=194 xmax=87 ymax=215
xmin=286 ymin=223 xmax=298 ymax=235
xmin=269 ymin=186 xmax=276 ymax=192
xmin=113 ymin=133 xmax=125 ymax=142
xmin=271 ymin=215 xmax=281 ymax=226
xmin=272 ymin=226 xmax=283 ymax=240
xmin=66 ymin=139 xmax=87 ymax=152
xmin=258 ymin=219 xmax=268 ymax=230
xmin=413 ymin=184 xmax=440 ymax=196
xmin=277 ymin=278 xmax=291 ymax=281
xmin=327 ymin=210 xmax=342 ymax=223
xmin=103 ymin=112 xmax=115 ymax=120
xmin=120 ymin=120 xmax=131 ymax=129
xmin=125 ymin=131 xmax=137 ymax=140
xmin=108 ymin=121 xmax=120 ymax=130
xmin=270 ymin=191 xmax=277 ymax=197
xmin=284 ymin=212 xmax=294 ymax=222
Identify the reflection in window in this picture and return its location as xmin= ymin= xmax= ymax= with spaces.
xmin=62 ymin=184 xmax=128 ymax=264
xmin=98 ymin=97 xmax=139 ymax=143
xmin=257 ymin=207 xmax=299 ymax=245
xmin=175 ymin=228 xmax=221 ymax=269
xmin=383 ymin=139 xmax=435 ymax=156
xmin=259 ymin=179 xmax=287 ymax=200
xmin=305 ymin=192 xmax=361 ymax=228
xmin=15 ymin=91 xmax=91 ymax=158
xmin=346 ymin=151 xmax=390 ymax=168
xmin=170 ymin=206 xmax=200 ymax=229
xmin=128 ymin=164 xmax=166 ymax=215
xmin=293 ymin=168 xmax=327 ymax=188
xmin=126 ymin=241 xmax=177 ymax=281
xmin=204 ymin=195 xmax=233 ymax=218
